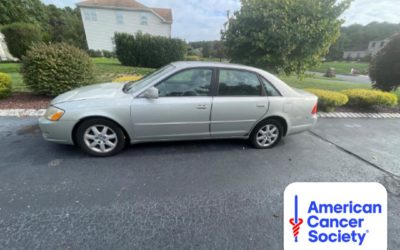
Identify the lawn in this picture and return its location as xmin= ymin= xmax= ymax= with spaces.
xmin=0 ymin=58 xmax=155 ymax=92
xmin=309 ymin=61 xmax=369 ymax=75
xmin=1 ymin=58 xmax=399 ymax=101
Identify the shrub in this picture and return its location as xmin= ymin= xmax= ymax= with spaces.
xmin=88 ymin=49 xmax=103 ymax=57
xmin=21 ymin=43 xmax=94 ymax=96
xmin=1 ymin=23 xmax=43 ymax=59
xmin=305 ymin=88 xmax=348 ymax=112
xmin=185 ymin=55 xmax=202 ymax=61
xmin=342 ymin=89 xmax=398 ymax=107
xmin=113 ymin=75 xmax=143 ymax=82
xmin=0 ymin=72 xmax=12 ymax=99
xmin=115 ymin=32 xmax=186 ymax=68
xmin=369 ymin=33 xmax=400 ymax=91
xmin=102 ymin=50 xmax=116 ymax=58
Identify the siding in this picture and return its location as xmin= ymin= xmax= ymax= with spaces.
xmin=80 ymin=7 xmax=172 ymax=51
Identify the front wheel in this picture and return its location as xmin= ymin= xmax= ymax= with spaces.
xmin=75 ymin=118 xmax=126 ymax=157
xmin=250 ymin=119 xmax=283 ymax=149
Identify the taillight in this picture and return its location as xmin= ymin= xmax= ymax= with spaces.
xmin=312 ymin=103 xmax=318 ymax=114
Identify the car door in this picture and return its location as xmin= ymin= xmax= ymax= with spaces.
xmin=131 ymin=68 xmax=214 ymax=140
xmin=210 ymin=68 xmax=269 ymax=137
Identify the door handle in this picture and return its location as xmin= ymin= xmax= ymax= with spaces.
xmin=256 ymin=103 xmax=266 ymax=108
xmin=196 ymin=105 xmax=207 ymax=110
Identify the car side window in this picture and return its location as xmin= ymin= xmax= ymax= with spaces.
xmin=218 ymin=69 xmax=262 ymax=96
xmin=260 ymin=77 xmax=281 ymax=96
xmin=156 ymin=68 xmax=212 ymax=97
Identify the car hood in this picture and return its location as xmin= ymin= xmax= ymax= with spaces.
xmin=51 ymin=82 xmax=125 ymax=104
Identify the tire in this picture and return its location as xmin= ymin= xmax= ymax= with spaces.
xmin=250 ymin=119 xmax=283 ymax=149
xmin=75 ymin=118 xmax=126 ymax=157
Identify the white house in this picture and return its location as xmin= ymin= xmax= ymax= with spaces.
xmin=77 ymin=0 xmax=173 ymax=51
xmin=0 ymin=32 xmax=18 ymax=61
xmin=343 ymin=38 xmax=390 ymax=60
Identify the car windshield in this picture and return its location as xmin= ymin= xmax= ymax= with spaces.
xmin=123 ymin=65 xmax=176 ymax=93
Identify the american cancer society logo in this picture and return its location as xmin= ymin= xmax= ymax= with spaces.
xmin=284 ymin=183 xmax=387 ymax=250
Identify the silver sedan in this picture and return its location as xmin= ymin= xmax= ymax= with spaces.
xmin=39 ymin=61 xmax=318 ymax=156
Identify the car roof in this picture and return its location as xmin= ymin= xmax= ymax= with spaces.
xmin=171 ymin=61 xmax=263 ymax=72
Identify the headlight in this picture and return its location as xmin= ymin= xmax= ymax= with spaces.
xmin=44 ymin=106 xmax=65 ymax=121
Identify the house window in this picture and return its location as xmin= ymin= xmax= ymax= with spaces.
xmin=380 ymin=41 xmax=385 ymax=47
xmin=371 ymin=42 xmax=376 ymax=48
xmin=116 ymin=11 xmax=124 ymax=24
xmin=84 ymin=9 xmax=97 ymax=21
xmin=141 ymin=13 xmax=148 ymax=25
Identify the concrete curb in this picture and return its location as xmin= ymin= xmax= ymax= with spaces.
xmin=0 ymin=109 xmax=400 ymax=119
xmin=0 ymin=109 xmax=46 ymax=117
xmin=318 ymin=112 xmax=400 ymax=119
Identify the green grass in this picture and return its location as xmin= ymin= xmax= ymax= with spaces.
xmin=0 ymin=58 xmax=155 ymax=93
xmin=310 ymin=61 xmax=369 ymax=75
xmin=280 ymin=75 xmax=371 ymax=91
xmin=91 ymin=57 xmax=154 ymax=83
xmin=1 ymin=58 xmax=398 ymax=102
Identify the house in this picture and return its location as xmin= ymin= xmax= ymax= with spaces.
xmin=77 ymin=0 xmax=173 ymax=51
xmin=0 ymin=32 xmax=18 ymax=61
xmin=343 ymin=38 xmax=390 ymax=60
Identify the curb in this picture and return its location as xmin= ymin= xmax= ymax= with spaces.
xmin=0 ymin=109 xmax=400 ymax=119
xmin=318 ymin=112 xmax=400 ymax=119
xmin=0 ymin=109 xmax=46 ymax=117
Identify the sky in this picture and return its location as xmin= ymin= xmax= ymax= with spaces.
xmin=42 ymin=0 xmax=400 ymax=41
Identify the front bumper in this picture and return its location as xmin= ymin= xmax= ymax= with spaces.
xmin=38 ymin=117 xmax=76 ymax=145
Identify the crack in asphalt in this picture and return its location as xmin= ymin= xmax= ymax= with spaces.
xmin=308 ymin=130 xmax=400 ymax=179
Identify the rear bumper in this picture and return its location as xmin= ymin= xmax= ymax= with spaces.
xmin=286 ymin=115 xmax=317 ymax=135
xmin=38 ymin=117 xmax=76 ymax=145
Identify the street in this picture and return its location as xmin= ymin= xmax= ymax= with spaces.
xmin=0 ymin=117 xmax=399 ymax=249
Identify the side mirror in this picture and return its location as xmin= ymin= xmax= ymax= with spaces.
xmin=143 ymin=87 xmax=159 ymax=99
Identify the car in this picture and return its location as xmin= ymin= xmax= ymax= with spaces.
xmin=39 ymin=61 xmax=318 ymax=157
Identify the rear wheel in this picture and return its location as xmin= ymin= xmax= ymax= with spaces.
xmin=250 ymin=119 xmax=283 ymax=149
xmin=75 ymin=118 xmax=126 ymax=157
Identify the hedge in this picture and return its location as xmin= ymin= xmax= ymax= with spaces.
xmin=21 ymin=43 xmax=94 ymax=96
xmin=305 ymin=88 xmax=348 ymax=112
xmin=1 ymin=23 xmax=43 ymax=59
xmin=0 ymin=72 xmax=12 ymax=99
xmin=115 ymin=32 xmax=186 ymax=68
xmin=342 ymin=89 xmax=398 ymax=107
xmin=113 ymin=75 xmax=143 ymax=83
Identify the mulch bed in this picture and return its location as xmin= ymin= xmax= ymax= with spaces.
xmin=0 ymin=93 xmax=51 ymax=109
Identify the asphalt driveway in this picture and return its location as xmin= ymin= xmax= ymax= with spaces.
xmin=0 ymin=117 xmax=399 ymax=249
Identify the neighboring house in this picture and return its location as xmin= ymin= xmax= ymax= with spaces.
xmin=343 ymin=38 xmax=390 ymax=60
xmin=77 ymin=0 xmax=173 ymax=51
xmin=0 ymin=32 xmax=18 ymax=62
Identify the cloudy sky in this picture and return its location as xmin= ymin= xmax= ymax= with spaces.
xmin=42 ymin=0 xmax=400 ymax=41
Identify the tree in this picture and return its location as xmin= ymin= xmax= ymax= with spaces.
xmin=222 ymin=0 xmax=351 ymax=75
xmin=46 ymin=5 xmax=87 ymax=49
xmin=1 ymin=23 xmax=43 ymax=59
xmin=369 ymin=33 xmax=400 ymax=91
xmin=0 ymin=0 xmax=48 ymax=26
xmin=326 ymin=22 xmax=400 ymax=61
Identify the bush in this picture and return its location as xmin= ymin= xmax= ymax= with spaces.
xmin=1 ymin=23 xmax=43 ymax=59
xmin=102 ymin=50 xmax=116 ymax=58
xmin=113 ymin=75 xmax=143 ymax=82
xmin=305 ymin=88 xmax=348 ymax=112
xmin=21 ymin=43 xmax=94 ymax=96
xmin=88 ymin=49 xmax=103 ymax=57
xmin=369 ymin=33 xmax=400 ymax=91
xmin=185 ymin=55 xmax=202 ymax=61
xmin=115 ymin=32 xmax=186 ymax=68
xmin=342 ymin=89 xmax=398 ymax=107
xmin=0 ymin=72 xmax=12 ymax=99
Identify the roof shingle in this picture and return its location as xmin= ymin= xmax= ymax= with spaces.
xmin=77 ymin=0 xmax=172 ymax=22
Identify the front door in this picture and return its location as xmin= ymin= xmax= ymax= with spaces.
xmin=131 ymin=68 xmax=214 ymax=140
xmin=211 ymin=69 xmax=269 ymax=137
